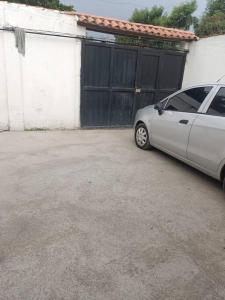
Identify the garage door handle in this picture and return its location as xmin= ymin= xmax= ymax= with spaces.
xmin=179 ymin=119 xmax=189 ymax=125
xmin=135 ymin=88 xmax=141 ymax=93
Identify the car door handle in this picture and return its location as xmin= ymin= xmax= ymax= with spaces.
xmin=179 ymin=119 xmax=189 ymax=125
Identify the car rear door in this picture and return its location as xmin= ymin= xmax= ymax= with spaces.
xmin=151 ymin=86 xmax=213 ymax=158
xmin=187 ymin=86 xmax=225 ymax=174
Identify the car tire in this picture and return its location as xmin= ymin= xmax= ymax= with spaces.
xmin=222 ymin=177 xmax=225 ymax=192
xmin=135 ymin=123 xmax=153 ymax=150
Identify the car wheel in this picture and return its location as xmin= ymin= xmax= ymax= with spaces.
xmin=222 ymin=177 xmax=225 ymax=192
xmin=135 ymin=123 xmax=152 ymax=150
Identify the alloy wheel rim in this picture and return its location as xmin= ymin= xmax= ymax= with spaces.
xmin=136 ymin=127 xmax=147 ymax=146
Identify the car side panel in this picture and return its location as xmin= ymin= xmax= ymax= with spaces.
xmin=187 ymin=114 xmax=225 ymax=177
xmin=151 ymin=111 xmax=198 ymax=158
xmin=153 ymin=142 xmax=219 ymax=180
xmin=134 ymin=105 xmax=157 ymax=141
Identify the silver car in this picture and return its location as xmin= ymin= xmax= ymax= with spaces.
xmin=134 ymin=84 xmax=225 ymax=191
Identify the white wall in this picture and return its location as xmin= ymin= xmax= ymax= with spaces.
xmin=183 ymin=35 xmax=225 ymax=88
xmin=0 ymin=31 xmax=9 ymax=130
xmin=0 ymin=2 xmax=86 ymax=130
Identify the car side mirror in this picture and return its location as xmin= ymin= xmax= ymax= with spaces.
xmin=154 ymin=102 xmax=164 ymax=115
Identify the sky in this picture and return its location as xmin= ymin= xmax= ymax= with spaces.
xmin=62 ymin=0 xmax=207 ymax=20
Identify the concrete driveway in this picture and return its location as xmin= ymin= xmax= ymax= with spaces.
xmin=0 ymin=129 xmax=225 ymax=300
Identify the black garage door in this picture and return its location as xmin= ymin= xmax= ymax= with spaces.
xmin=81 ymin=41 xmax=186 ymax=127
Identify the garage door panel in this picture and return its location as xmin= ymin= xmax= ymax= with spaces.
xmin=110 ymin=92 xmax=134 ymax=126
xmin=139 ymin=54 xmax=159 ymax=89
xmin=112 ymin=48 xmax=137 ymax=88
xmin=158 ymin=54 xmax=185 ymax=90
xmin=136 ymin=92 xmax=155 ymax=111
xmin=82 ymin=91 xmax=110 ymax=127
xmin=84 ymin=45 xmax=111 ymax=87
xmin=81 ymin=41 xmax=186 ymax=127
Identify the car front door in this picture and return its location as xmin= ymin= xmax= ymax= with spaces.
xmin=187 ymin=86 xmax=225 ymax=174
xmin=151 ymin=86 xmax=213 ymax=158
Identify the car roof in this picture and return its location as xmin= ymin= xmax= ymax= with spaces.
xmin=204 ymin=83 xmax=225 ymax=86
xmin=164 ymin=83 xmax=225 ymax=100
xmin=182 ymin=83 xmax=225 ymax=89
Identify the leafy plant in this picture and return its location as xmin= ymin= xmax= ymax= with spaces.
xmin=116 ymin=1 xmax=197 ymax=48
xmin=196 ymin=0 xmax=225 ymax=37
xmin=7 ymin=0 xmax=74 ymax=11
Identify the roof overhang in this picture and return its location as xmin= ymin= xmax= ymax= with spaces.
xmin=69 ymin=12 xmax=198 ymax=42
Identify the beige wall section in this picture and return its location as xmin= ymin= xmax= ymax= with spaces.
xmin=183 ymin=35 xmax=225 ymax=88
xmin=0 ymin=2 xmax=86 ymax=130
xmin=21 ymin=34 xmax=82 ymax=130
xmin=0 ymin=32 xmax=9 ymax=130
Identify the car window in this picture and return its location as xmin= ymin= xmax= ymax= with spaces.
xmin=207 ymin=87 xmax=225 ymax=117
xmin=164 ymin=86 xmax=212 ymax=113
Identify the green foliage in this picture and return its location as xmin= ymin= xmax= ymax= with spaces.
xmin=114 ymin=35 xmax=183 ymax=50
xmin=116 ymin=1 xmax=197 ymax=48
xmin=7 ymin=0 xmax=74 ymax=11
xmin=196 ymin=11 xmax=225 ymax=36
xmin=128 ymin=1 xmax=197 ymax=30
xmin=196 ymin=0 xmax=225 ymax=37
xmin=206 ymin=0 xmax=225 ymax=15
xmin=130 ymin=6 xmax=166 ymax=26
xmin=165 ymin=0 xmax=197 ymax=30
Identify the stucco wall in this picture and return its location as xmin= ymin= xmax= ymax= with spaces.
xmin=0 ymin=31 xmax=9 ymax=130
xmin=183 ymin=35 xmax=225 ymax=88
xmin=0 ymin=2 xmax=86 ymax=130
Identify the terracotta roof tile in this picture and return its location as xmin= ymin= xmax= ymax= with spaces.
xmin=73 ymin=12 xmax=198 ymax=42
